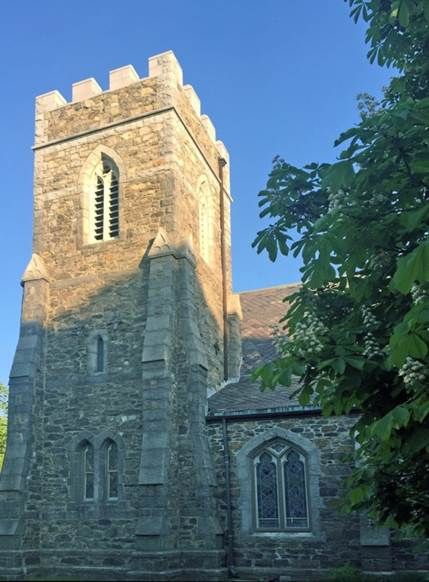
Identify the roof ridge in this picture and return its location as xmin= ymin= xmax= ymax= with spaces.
xmin=237 ymin=282 xmax=300 ymax=295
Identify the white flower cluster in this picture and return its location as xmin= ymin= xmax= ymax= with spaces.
xmin=398 ymin=357 xmax=427 ymax=387
xmin=328 ymin=189 xmax=344 ymax=212
xmin=411 ymin=284 xmax=429 ymax=305
xmin=368 ymin=250 xmax=390 ymax=271
xmin=366 ymin=192 xmax=387 ymax=207
xmin=292 ymin=312 xmax=327 ymax=358
xmin=361 ymin=305 xmax=378 ymax=331
xmin=361 ymin=305 xmax=383 ymax=358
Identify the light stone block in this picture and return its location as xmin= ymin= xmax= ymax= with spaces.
xmin=201 ymin=114 xmax=216 ymax=141
xmin=183 ymin=84 xmax=201 ymax=116
xmin=72 ymin=78 xmax=102 ymax=102
xmin=36 ymin=90 xmax=67 ymax=113
xmin=148 ymin=50 xmax=183 ymax=86
xmin=109 ymin=65 xmax=139 ymax=91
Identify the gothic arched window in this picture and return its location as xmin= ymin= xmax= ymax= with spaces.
xmin=96 ymin=335 xmax=105 ymax=373
xmin=100 ymin=439 xmax=119 ymax=501
xmin=198 ymin=179 xmax=213 ymax=264
xmin=88 ymin=331 xmax=107 ymax=376
xmin=90 ymin=155 xmax=119 ymax=242
xmin=82 ymin=441 xmax=95 ymax=501
xmin=253 ymin=440 xmax=309 ymax=531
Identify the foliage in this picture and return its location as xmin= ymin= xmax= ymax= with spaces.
xmin=252 ymin=0 xmax=429 ymax=535
xmin=0 ymin=383 xmax=8 ymax=469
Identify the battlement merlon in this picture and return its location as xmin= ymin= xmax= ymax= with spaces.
xmin=33 ymin=50 xmax=230 ymax=191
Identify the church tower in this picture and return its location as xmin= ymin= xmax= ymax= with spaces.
xmin=0 ymin=51 xmax=240 ymax=580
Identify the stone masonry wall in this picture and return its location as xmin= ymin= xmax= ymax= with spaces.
xmin=207 ymin=413 xmax=427 ymax=580
xmin=0 ymin=52 xmax=231 ymax=580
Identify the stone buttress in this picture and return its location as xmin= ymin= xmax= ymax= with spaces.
xmin=0 ymin=51 xmax=241 ymax=580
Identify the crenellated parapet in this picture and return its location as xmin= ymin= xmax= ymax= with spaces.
xmin=34 ymin=51 xmax=229 ymax=181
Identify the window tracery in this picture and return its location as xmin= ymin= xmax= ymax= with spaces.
xmin=253 ymin=439 xmax=309 ymax=531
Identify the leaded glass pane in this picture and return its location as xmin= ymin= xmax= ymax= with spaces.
xmin=106 ymin=441 xmax=119 ymax=500
xmin=108 ymin=442 xmax=118 ymax=470
xmin=284 ymin=450 xmax=308 ymax=528
xmin=83 ymin=445 xmax=94 ymax=500
xmin=256 ymin=452 xmax=279 ymax=528
xmin=109 ymin=471 xmax=119 ymax=499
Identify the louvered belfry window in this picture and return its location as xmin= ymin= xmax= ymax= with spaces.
xmin=92 ymin=155 xmax=119 ymax=242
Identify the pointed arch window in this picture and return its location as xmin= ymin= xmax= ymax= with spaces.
xmin=96 ymin=335 xmax=105 ymax=373
xmin=82 ymin=442 xmax=95 ymax=501
xmin=88 ymin=331 xmax=108 ymax=376
xmin=105 ymin=440 xmax=119 ymax=500
xmin=253 ymin=440 xmax=309 ymax=531
xmin=90 ymin=155 xmax=119 ymax=242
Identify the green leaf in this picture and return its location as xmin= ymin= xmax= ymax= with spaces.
xmin=424 ymin=0 xmax=429 ymax=23
xmin=345 ymin=356 xmax=365 ymax=370
xmin=398 ymin=0 xmax=410 ymax=27
xmin=350 ymin=484 xmax=369 ymax=505
xmin=405 ymin=333 xmax=428 ymax=359
xmin=390 ymin=331 xmax=428 ymax=365
xmin=372 ymin=413 xmax=394 ymax=441
xmin=413 ymin=400 xmax=429 ymax=422
xmin=332 ymin=358 xmax=346 ymax=374
xmin=392 ymin=406 xmax=410 ymax=428
xmin=321 ymin=161 xmax=355 ymax=190
xmin=399 ymin=206 xmax=429 ymax=230
xmin=391 ymin=241 xmax=429 ymax=294
xmin=404 ymin=428 xmax=429 ymax=454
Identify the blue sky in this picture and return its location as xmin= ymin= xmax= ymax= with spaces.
xmin=0 ymin=1 xmax=393 ymax=383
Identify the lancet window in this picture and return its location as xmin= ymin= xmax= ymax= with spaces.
xmin=253 ymin=439 xmax=309 ymax=531
xmin=82 ymin=442 xmax=95 ymax=501
xmin=105 ymin=440 xmax=119 ymax=500
xmin=90 ymin=155 xmax=119 ymax=242
xmin=96 ymin=335 xmax=105 ymax=373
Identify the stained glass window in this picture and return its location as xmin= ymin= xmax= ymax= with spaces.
xmin=83 ymin=443 xmax=94 ymax=501
xmin=256 ymin=452 xmax=279 ymax=528
xmin=284 ymin=450 xmax=309 ymax=528
xmin=254 ymin=441 xmax=309 ymax=531
xmin=106 ymin=441 xmax=119 ymax=500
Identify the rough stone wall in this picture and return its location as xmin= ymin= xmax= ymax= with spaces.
xmin=207 ymin=414 xmax=428 ymax=579
xmin=0 ymin=51 xmax=230 ymax=580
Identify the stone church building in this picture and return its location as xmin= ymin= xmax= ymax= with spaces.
xmin=0 ymin=51 xmax=426 ymax=580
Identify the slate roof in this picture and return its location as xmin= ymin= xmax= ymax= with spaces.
xmin=207 ymin=284 xmax=314 ymax=416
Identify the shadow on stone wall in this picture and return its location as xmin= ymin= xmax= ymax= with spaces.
xmin=0 ymin=242 xmax=229 ymax=578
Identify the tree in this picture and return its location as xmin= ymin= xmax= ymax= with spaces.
xmin=0 ymin=383 xmax=8 ymax=470
xmin=253 ymin=0 xmax=429 ymax=536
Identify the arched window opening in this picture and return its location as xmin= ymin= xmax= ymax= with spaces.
xmin=88 ymin=331 xmax=107 ymax=376
xmin=256 ymin=452 xmax=279 ymax=529
xmin=253 ymin=439 xmax=309 ymax=531
xmin=284 ymin=450 xmax=308 ymax=528
xmin=198 ymin=180 xmax=213 ymax=264
xmin=91 ymin=155 xmax=119 ymax=242
xmin=96 ymin=335 xmax=105 ymax=373
xmin=106 ymin=440 xmax=119 ymax=500
xmin=82 ymin=442 xmax=94 ymax=501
